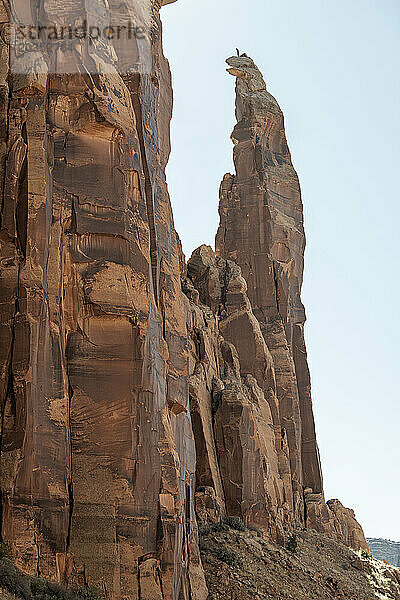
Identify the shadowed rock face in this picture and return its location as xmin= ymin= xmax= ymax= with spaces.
xmin=0 ymin=6 xmax=367 ymax=598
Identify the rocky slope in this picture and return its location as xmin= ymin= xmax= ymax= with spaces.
xmin=199 ymin=521 xmax=400 ymax=600
xmin=0 ymin=1 xmax=369 ymax=599
xmin=368 ymin=539 xmax=400 ymax=568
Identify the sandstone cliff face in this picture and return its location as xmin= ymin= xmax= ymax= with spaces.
xmin=215 ymin=55 xmax=321 ymax=515
xmin=0 ymin=2 xmax=368 ymax=598
xmin=0 ymin=1 xmax=207 ymax=599
xmin=183 ymin=246 xmax=292 ymax=544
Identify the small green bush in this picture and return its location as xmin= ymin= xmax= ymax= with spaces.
xmin=214 ymin=547 xmax=241 ymax=568
xmin=361 ymin=550 xmax=371 ymax=560
xmin=0 ymin=556 xmax=103 ymax=600
xmin=287 ymin=533 xmax=297 ymax=553
xmin=210 ymin=521 xmax=229 ymax=533
xmin=0 ymin=541 xmax=12 ymax=560
xmin=73 ymin=587 xmax=103 ymax=600
xmin=224 ymin=516 xmax=245 ymax=532
xmin=198 ymin=522 xmax=212 ymax=536
xmin=0 ymin=559 xmax=32 ymax=600
xmin=30 ymin=577 xmax=73 ymax=600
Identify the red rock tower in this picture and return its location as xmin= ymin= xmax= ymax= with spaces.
xmin=216 ymin=55 xmax=323 ymax=517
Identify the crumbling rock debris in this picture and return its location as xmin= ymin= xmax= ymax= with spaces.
xmin=0 ymin=2 xmax=367 ymax=598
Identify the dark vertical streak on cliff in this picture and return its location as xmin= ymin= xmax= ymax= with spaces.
xmin=65 ymin=376 xmax=74 ymax=556
xmin=272 ymin=261 xmax=280 ymax=314
xmin=130 ymin=74 xmax=159 ymax=306
xmin=34 ymin=532 xmax=41 ymax=577
xmin=16 ymin=124 xmax=28 ymax=258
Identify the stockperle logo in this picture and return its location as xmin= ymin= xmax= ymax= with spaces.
xmin=4 ymin=20 xmax=146 ymax=44
xmin=2 ymin=0 xmax=155 ymax=75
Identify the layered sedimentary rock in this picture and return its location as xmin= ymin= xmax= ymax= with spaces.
xmin=183 ymin=244 xmax=368 ymax=552
xmin=0 ymin=1 xmax=207 ymax=598
xmin=304 ymin=492 xmax=368 ymax=551
xmin=215 ymin=55 xmax=321 ymax=515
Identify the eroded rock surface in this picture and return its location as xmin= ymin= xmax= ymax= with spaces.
xmin=183 ymin=246 xmax=292 ymax=543
xmin=0 ymin=1 xmax=207 ymax=599
xmin=183 ymin=243 xmax=367 ymax=552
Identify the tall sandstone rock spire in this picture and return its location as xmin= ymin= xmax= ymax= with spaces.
xmin=216 ymin=54 xmax=323 ymax=515
xmin=213 ymin=54 xmax=368 ymax=550
xmin=182 ymin=55 xmax=367 ymax=555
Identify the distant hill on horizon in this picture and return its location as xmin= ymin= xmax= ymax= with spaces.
xmin=367 ymin=538 xmax=400 ymax=567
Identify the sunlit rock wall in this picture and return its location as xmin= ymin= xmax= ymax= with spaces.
xmin=0 ymin=1 xmax=207 ymax=598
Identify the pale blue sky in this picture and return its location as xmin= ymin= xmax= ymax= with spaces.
xmin=162 ymin=0 xmax=400 ymax=541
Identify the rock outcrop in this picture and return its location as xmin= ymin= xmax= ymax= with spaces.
xmin=304 ymin=492 xmax=368 ymax=551
xmin=183 ymin=246 xmax=291 ymax=544
xmin=216 ymin=55 xmax=322 ymax=515
xmin=183 ymin=243 xmax=368 ymax=552
xmin=0 ymin=2 xmax=368 ymax=598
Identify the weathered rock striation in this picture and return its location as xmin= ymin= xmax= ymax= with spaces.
xmin=0 ymin=2 xmax=368 ymax=598
xmin=183 ymin=246 xmax=292 ymax=544
xmin=182 ymin=243 xmax=367 ymax=552
xmin=215 ymin=55 xmax=321 ymax=518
